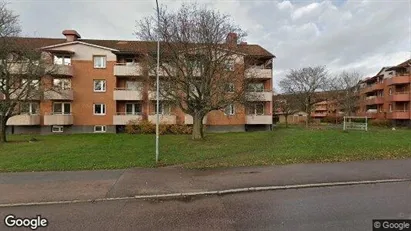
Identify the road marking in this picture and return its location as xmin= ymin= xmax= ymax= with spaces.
xmin=0 ymin=178 xmax=409 ymax=208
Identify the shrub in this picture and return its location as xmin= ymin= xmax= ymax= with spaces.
xmin=369 ymin=119 xmax=391 ymax=127
xmin=125 ymin=119 xmax=193 ymax=135
xmin=322 ymin=116 xmax=343 ymax=124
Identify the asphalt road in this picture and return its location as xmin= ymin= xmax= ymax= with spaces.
xmin=1 ymin=181 xmax=410 ymax=231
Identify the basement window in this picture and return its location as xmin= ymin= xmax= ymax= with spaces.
xmin=51 ymin=126 xmax=64 ymax=133
xmin=94 ymin=125 xmax=106 ymax=133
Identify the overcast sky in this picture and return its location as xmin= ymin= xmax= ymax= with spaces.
xmin=9 ymin=0 xmax=411 ymax=91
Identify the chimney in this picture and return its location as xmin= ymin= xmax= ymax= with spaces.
xmin=62 ymin=30 xmax=81 ymax=42
xmin=226 ymin=32 xmax=238 ymax=46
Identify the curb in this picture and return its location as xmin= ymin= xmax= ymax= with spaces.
xmin=0 ymin=178 xmax=409 ymax=208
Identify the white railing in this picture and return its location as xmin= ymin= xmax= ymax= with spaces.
xmin=113 ymin=88 xmax=143 ymax=100
xmin=114 ymin=63 xmax=143 ymax=76
xmin=113 ymin=113 xmax=143 ymax=125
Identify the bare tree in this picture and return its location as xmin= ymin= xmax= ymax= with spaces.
xmin=279 ymin=66 xmax=329 ymax=127
xmin=0 ymin=3 xmax=53 ymax=142
xmin=136 ymin=3 xmax=255 ymax=140
xmin=273 ymin=94 xmax=300 ymax=128
xmin=329 ymin=71 xmax=362 ymax=116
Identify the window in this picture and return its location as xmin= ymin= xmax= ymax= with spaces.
xmin=154 ymin=102 xmax=171 ymax=115
xmin=225 ymin=83 xmax=235 ymax=93
xmin=53 ymin=102 xmax=71 ymax=114
xmin=53 ymin=78 xmax=71 ymax=90
xmin=53 ymin=55 xmax=71 ymax=66
xmin=389 ymin=88 xmax=393 ymax=95
xmin=248 ymin=83 xmax=264 ymax=92
xmin=94 ymin=125 xmax=106 ymax=133
xmin=225 ymin=60 xmax=235 ymax=71
xmin=389 ymin=104 xmax=392 ymax=112
xmin=94 ymin=104 xmax=106 ymax=115
xmin=51 ymin=126 xmax=64 ymax=133
xmin=94 ymin=56 xmax=106 ymax=68
xmin=21 ymin=102 xmax=39 ymax=115
xmin=248 ymin=103 xmax=264 ymax=115
xmin=126 ymin=103 xmax=142 ymax=115
xmin=21 ymin=79 xmax=39 ymax=90
xmin=224 ymin=104 xmax=235 ymax=115
xmin=94 ymin=80 xmax=106 ymax=92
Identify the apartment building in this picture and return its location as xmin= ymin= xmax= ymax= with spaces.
xmin=4 ymin=30 xmax=275 ymax=134
xmin=358 ymin=59 xmax=411 ymax=126
xmin=311 ymin=100 xmax=340 ymax=119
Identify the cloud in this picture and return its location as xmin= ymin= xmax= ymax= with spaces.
xmin=8 ymin=0 xmax=411 ymax=90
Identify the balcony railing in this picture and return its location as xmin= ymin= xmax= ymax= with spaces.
xmin=389 ymin=92 xmax=410 ymax=102
xmin=363 ymin=82 xmax=384 ymax=93
xmin=44 ymin=113 xmax=73 ymax=125
xmin=387 ymin=110 xmax=410 ymax=119
xmin=311 ymin=113 xmax=327 ymax=117
xmin=113 ymin=112 xmax=143 ymax=125
xmin=184 ymin=114 xmax=207 ymax=125
xmin=148 ymin=91 xmax=172 ymax=100
xmin=114 ymin=63 xmax=143 ymax=76
xmin=246 ymin=114 xmax=272 ymax=124
xmin=113 ymin=88 xmax=143 ymax=101
xmin=245 ymin=67 xmax=272 ymax=79
xmin=386 ymin=75 xmax=411 ymax=85
xmin=246 ymin=91 xmax=272 ymax=101
xmin=6 ymin=114 xmax=40 ymax=126
xmin=44 ymin=89 xmax=74 ymax=100
xmin=148 ymin=114 xmax=176 ymax=124
xmin=46 ymin=64 xmax=73 ymax=76
xmin=365 ymin=96 xmax=384 ymax=105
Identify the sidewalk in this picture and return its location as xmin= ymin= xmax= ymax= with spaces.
xmin=1 ymin=158 xmax=411 ymax=204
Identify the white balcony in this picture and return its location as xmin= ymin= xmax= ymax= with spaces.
xmin=44 ymin=89 xmax=73 ymax=100
xmin=246 ymin=91 xmax=272 ymax=101
xmin=46 ymin=64 xmax=73 ymax=76
xmin=113 ymin=89 xmax=143 ymax=101
xmin=7 ymin=114 xmax=40 ymax=126
xmin=44 ymin=114 xmax=73 ymax=125
xmin=246 ymin=115 xmax=272 ymax=124
xmin=148 ymin=91 xmax=170 ymax=100
xmin=148 ymin=114 xmax=176 ymax=124
xmin=113 ymin=113 xmax=143 ymax=125
xmin=184 ymin=114 xmax=207 ymax=125
xmin=245 ymin=68 xmax=272 ymax=79
xmin=114 ymin=63 xmax=143 ymax=76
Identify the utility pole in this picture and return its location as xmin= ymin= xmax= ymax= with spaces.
xmin=155 ymin=0 xmax=160 ymax=163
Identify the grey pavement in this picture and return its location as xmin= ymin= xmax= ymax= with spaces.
xmin=1 ymin=158 xmax=411 ymax=204
xmin=1 ymin=181 xmax=410 ymax=230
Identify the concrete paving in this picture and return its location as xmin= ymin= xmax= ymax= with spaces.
xmin=1 ymin=181 xmax=410 ymax=230
xmin=1 ymin=158 xmax=411 ymax=204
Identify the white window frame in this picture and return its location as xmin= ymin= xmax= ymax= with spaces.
xmin=249 ymin=103 xmax=264 ymax=115
xmin=53 ymin=102 xmax=71 ymax=115
xmin=225 ymin=60 xmax=235 ymax=71
xmin=226 ymin=83 xmax=235 ymax=93
xmin=93 ymin=56 xmax=107 ymax=69
xmin=94 ymin=125 xmax=107 ymax=133
xmin=93 ymin=103 xmax=106 ymax=115
xmin=125 ymin=103 xmax=142 ymax=115
xmin=51 ymin=125 xmax=64 ymax=133
xmin=53 ymin=55 xmax=71 ymax=66
xmin=20 ymin=102 xmax=39 ymax=115
xmin=93 ymin=80 xmax=106 ymax=92
xmin=53 ymin=78 xmax=71 ymax=90
xmin=224 ymin=104 xmax=235 ymax=116
xmin=155 ymin=102 xmax=171 ymax=115
xmin=248 ymin=83 xmax=264 ymax=92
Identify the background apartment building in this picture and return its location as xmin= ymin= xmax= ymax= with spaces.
xmin=358 ymin=59 xmax=411 ymax=126
xmin=5 ymin=30 xmax=274 ymax=134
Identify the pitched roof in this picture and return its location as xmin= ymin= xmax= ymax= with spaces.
xmin=9 ymin=37 xmax=275 ymax=58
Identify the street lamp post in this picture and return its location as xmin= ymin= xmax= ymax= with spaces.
xmin=155 ymin=0 xmax=160 ymax=163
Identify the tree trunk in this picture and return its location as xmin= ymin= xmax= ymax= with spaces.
xmin=192 ymin=113 xmax=204 ymax=140
xmin=0 ymin=116 xmax=7 ymax=143
xmin=285 ymin=114 xmax=288 ymax=128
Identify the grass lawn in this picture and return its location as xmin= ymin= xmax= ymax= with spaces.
xmin=1 ymin=128 xmax=411 ymax=172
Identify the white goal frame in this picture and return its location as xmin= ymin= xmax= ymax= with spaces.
xmin=343 ymin=116 xmax=368 ymax=131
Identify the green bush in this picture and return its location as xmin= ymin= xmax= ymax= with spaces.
xmin=322 ymin=116 xmax=343 ymax=124
xmin=125 ymin=119 xmax=193 ymax=135
xmin=369 ymin=119 xmax=391 ymax=127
